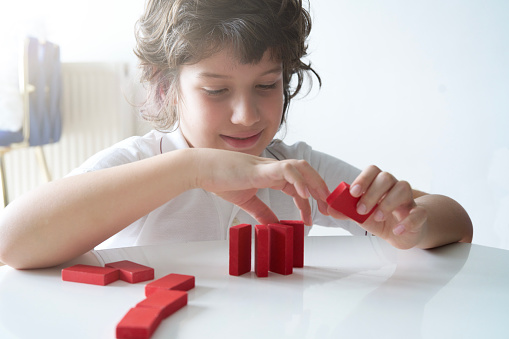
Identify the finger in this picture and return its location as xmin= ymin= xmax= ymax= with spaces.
xmin=278 ymin=183 xmax=313 ymax=225
xmin=350 ymin=165 xmax=382 ymax=198
xmin=292 ymin=196 xmax=312 ymax=226
xmin=327 ymin=205 xmax=349 ymax=220
xmin=357 ymin=171 xmax=398 ymax=216
xmin=317 ymin=198 xmax=330 ymax=216
xmin=279 ymin=162 xmax=310 ymax=199
xmin=392 ymin=205 xmax=427 ymax=237
xmin=236 ymin=195 xmax=279 ymax=225
xmin=291 ymin=160 xmax=331 ymax=201
xmin=371 ymin=180 xmax=413 ymax=222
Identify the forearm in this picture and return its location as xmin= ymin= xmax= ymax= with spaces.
xmin=415 ymin=194 xmax=473 ymax=249
xmin=0 ymin=149 xmax=196 ymax=269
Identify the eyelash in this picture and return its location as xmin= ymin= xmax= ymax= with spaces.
xmin=257 ymin=83 xmax=277 ymax=90
xmin=203 ymin=83 xmax=278 ymax=96
xmin=204 ymin=88 xmax=227 ymax=96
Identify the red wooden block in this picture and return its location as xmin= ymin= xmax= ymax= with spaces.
xmin=106 ymin=260 xmax=155 ymax=284
xmin=254 ymin=224 xmax=269 ymax=277
xmin=229 ymin=223 xmax=252 ymax=276
xmin=280 ymin=220 xmax=305 ymax=268
xmin=61 ymin=264 xmax=119 ymax=286
xmin=268 ymin=224 xmax=294 ymax=275
xmin=136 ymin=290 xmax=188 ymax=319
xmin=326 ymin=182 xmax=376 ymax=224
xmin=116 ymin=307 xmax=162 ymax=339
xmin=145 ymin=273 xmax=195 ymax=297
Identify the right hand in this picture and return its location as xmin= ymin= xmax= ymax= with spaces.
xmin=191 ymin=149 xmax=331 ymax=225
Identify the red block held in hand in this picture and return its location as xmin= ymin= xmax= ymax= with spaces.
xmin=61 ymin=264 xmax=119 ymax=286
xmin=229 ymin=223 xmax=252 ymax=276
xmin=255 ymin=224 xmax=269 ymax=277
xmin=280 ymin=220 xmax=305 ymax=268
xmin=106 ymin=260 xmax=154 ymax=284
xmin=268 ymin=224 xmax=294 ymax=275
xmin=326 ymin=182 xmax=376 ymax=224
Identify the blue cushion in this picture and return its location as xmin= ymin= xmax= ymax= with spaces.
xmin=0 ymin=130 xmax=24 ymax=146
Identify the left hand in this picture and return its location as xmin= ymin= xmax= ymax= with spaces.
xmin=327 ymin=165 xmax=429 ymax=249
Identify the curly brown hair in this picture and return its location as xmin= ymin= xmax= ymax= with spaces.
xmin=134 ymin=0 xmax=320 ymax=130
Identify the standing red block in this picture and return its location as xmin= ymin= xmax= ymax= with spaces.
xmin=145 ymin=273 xmax=195 ymax=297
xmin=326 ymin=182 xmax=376 ymax=224
xmin=61 ymin=264 xmax=119 ymax=286
xmin=254 ymin=224 xmax=269 ymax=277
xmin=116 ymin=307 xmax=162 ymax=339
xmin=280 ymin=220 xmax=305 ymax=268
xmin=106 ymin=260 xmax=155 ymax=284
xmin=229 ymin=223 xmax=252 ymax=276
xmin=268 ymin=224 xmax=294 ymax=275
xmin=136 ymin=290 xmax=188 ymax=319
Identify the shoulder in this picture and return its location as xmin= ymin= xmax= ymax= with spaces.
xmin=265 ymin=139 xmax=313 ymax=160
xmin=68 ymin=129 xmax=188 ymax=175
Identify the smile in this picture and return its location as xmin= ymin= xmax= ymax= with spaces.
xmin=220 ymin=131 xmax=263 ymax=149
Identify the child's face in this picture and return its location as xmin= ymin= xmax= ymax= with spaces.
xmin=177 ymin=48 xmax=284 ymax=156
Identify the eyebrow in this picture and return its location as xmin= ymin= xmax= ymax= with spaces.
xmin=197 ymin=66 xmax=283 ymax=79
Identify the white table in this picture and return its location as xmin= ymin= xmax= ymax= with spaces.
xmin=0 ymin=236 xmax=508 ymax=338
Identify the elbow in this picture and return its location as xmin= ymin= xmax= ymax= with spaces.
xmin=0 ymin=241 xmax=31 ymax=270
xmin=460 ymin=219 xmax=474 ymax=244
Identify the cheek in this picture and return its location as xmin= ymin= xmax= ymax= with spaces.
xmin=263 ymin=93 xmax=285 ymax=124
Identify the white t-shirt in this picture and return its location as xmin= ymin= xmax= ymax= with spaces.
xmin=69 ymin=129 xmax=364 ymax=249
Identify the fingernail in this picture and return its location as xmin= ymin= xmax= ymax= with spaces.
xmin=357 ymin=203 xmax=367 ymax=215
xmin=350 ymin=184 xmax=362 ymax=197
xmin=374 ymin=210 xmax=384 ymax=222
xmin=393 ymin=225 xmax=406 ymax=235
xmin=303 ymin=186 xmax=311 ymax=198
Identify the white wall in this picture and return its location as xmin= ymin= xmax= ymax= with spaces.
xmin=283 ymin=0 xmax=509 ymax=248
xmin=2 ymin=0 xmax=508 ymax=249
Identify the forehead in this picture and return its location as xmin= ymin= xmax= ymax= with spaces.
xmin=181 ymin=48 xmax=282 ymax=78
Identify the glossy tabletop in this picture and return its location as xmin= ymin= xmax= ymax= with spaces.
xmin=1 ymin=236 xmax=508 ymax=339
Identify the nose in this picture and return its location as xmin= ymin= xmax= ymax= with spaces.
xmin=230 ymin=92 xmax=260 ymax=126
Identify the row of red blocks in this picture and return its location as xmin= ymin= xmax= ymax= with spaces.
xmin=229 ymin=220 xmax=305 ymax=277
xmin=62 ymin=261 xmax=194 ymax=339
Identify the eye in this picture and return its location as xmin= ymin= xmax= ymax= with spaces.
xmin=203 ymin=88 xmax=228 ymax=96
xmin=256 ymin=83 xmax=277 ymax=90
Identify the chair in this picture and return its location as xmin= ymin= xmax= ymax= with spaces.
xmin=0 ymin=37 xmax=62 ymax=207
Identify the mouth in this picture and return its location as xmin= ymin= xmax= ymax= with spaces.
xmin=220 ymin=131 xmax=263 ymax=150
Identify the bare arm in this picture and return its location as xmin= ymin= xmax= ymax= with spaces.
xmin=411 ymin=191 xmax=473 ymax=249
xmin=327 ymin=166 xmax=473 ymax=249
xmin=0 ymin=148 xmax=329 ymax=269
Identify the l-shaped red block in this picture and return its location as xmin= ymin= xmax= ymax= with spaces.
xmin=105 ymin=260 xmax=154 ymax=284
xmin=326 ymin=182 xmax=376 ymax=224
xmin=106 ymin=260 xmax=154 ymax=284
xmin=229 ymin=223 xmax=252 ymax=276
xmin=116 ymin=307 xmax=162 ymax=339
xmin=145 ymin=273 xmax=195 ymax=297
xmin=61 ymin=264 xmax=119 ymax=286
xmin=136 ymin=290 xmax=188 ymax=319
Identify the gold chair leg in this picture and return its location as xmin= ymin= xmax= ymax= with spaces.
xmin=35 ymin=146 xmax=52 ymax=182
xmin=0 ymin=154 xmax=8 ymax=208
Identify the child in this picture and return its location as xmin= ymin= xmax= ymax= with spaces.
xmin=0 ymin=0 xmax=472 ymax=269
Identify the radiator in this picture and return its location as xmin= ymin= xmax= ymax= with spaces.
xmin=3 ymin=62 xmax=145 ymax=202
